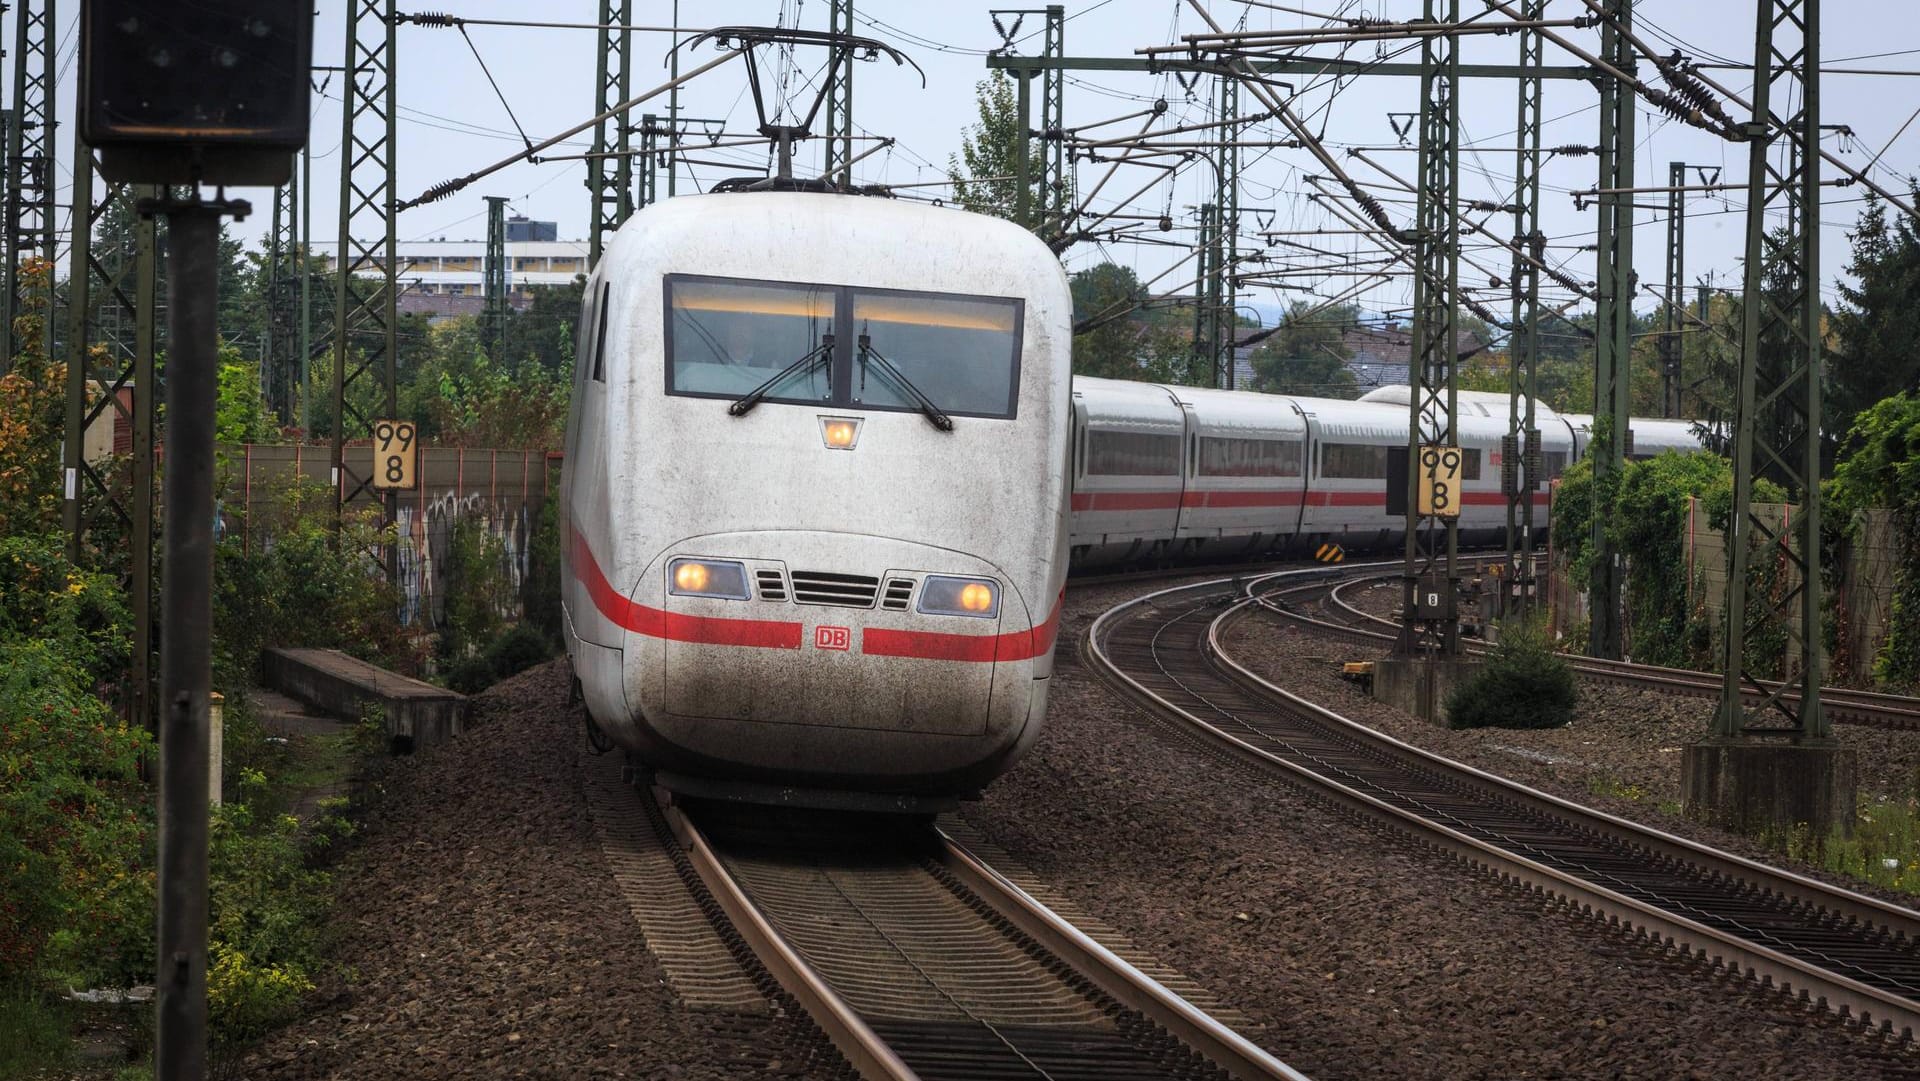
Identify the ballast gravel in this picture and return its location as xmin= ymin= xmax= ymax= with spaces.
xmin=957 ymin=578 xmax=1920 ymax=1080
xmin=243 ymin=570 xmax=1920 ymax=1080
xmin=241 ymin=661 xmax=838 ymax=1081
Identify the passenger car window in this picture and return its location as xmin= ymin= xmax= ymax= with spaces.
xmin=1086 ymin=430 xmax=1181 ymax=476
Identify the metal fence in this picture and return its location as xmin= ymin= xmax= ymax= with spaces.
xmin=215 ymin=444 xmax=560 ymax=628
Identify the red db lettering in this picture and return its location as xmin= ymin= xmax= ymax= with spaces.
xmin=814 ymin=626 xmax=851 ymax=651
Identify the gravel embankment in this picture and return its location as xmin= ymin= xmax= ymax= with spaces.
xmin=957 ymin=580 xmax=1920 ymax=1080
xmin=242 ymin=661 xmax=835 ymax=1081
xmin=246 ymin=567 xmax=1920 ymax=1080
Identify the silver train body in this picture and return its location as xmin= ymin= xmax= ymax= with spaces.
xmin=1066 ymin=379 xmax=1706 ymax=567
xmin=561 ymin=193 xmax=1073 ymax=807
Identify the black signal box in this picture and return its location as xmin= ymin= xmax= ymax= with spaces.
xmin=80 ymin=1 xmax=313 ymax=185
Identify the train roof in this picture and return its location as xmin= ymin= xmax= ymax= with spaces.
xmin=1358 ymin=385 xmax=1562 ymax=421
xmin=1073 ymin=375 xmax=1183 ymax=432
xmin=606 ymin=191 xmax=1069 ymax=301
xmin=1161 ymin=384 xmax=1308 ymax=438
xmin=1559 ymin=413 xmax=1709 ymax=451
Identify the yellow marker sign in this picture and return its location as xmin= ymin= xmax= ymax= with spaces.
xmin=372 ymin=419 xmax=418 ymax=490
xmin=1417 ymin=444 xmax=1463 ymax=518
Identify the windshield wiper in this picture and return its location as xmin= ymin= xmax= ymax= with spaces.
xmin=856 ymin=332 xmax=953 ymax=431
xmin=727 ymin=333 xmax=833 ymax=417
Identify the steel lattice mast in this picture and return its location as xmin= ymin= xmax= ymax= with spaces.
xmin=332 ymin=0 xmax=400 ymax=541
xmin=1398 ymin=0 xmax=1461 ymax=656
xmin=1717 ymin=0 xmax=1825 ymax=740
xmin=1661 ymin=160 xmax=1688 ymax=419
xmin=1502 ymin=0 xmax=1545 ymax=618
xmin=60 ymin=136 xmax=158 ymax=727
xmin=588 ymin=0 xmax=633 ymax=269
xmin=2 ymin=0 xmax=55 ymax=367
xmin=1588 ymin=0 xmax=1637 ymax=660
xmin=483 ymin=195 xmax=508 ymax=357
xmin=824 ymin=0 xmax=855 ymax=187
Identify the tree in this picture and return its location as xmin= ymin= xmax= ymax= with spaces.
xmin=1248 ymin=300 xmax=1358 ymax=398
xmin=946 ymin=72 xmax=1046 ymax=227
xmin=1831 ymin=190 xmax=1920 ymax=439
xmin=1069 ymin=263 xmax=1148 ymax=379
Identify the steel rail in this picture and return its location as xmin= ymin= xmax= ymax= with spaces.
xmin=1084 ymin=572 xmax=1920 ymax=1039
xmin=935 ymin=830 xmax=1312 ymax=1081
xmin=1305 ymin=569 xmax=1920 ymax=732
xmin=661 ymin=803 xmax=919 ymax=1081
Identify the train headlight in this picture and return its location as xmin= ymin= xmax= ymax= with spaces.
xmin=668 ymin=558 xmax=750 ymax=600
xmin=819 ymin=415 xmax=862 ymax=450
xmin=917 ymin=575 xmax=999 ymax=619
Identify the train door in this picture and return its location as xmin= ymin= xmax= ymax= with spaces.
xmin=1173 ymin=402 xmax=1202 ymax=546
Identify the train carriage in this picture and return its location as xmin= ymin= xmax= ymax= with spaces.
xmin=561 ymin=192 xmax=1073 ymax=808
xmin=1067 ymin=378 xmax=1187 ymax=566
xmin=1167 ymin=384 xmax=1310 ymax=561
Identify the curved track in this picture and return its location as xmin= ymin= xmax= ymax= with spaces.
xmin=645 ymin=792 xmax=1309 ymax=1081
xmin=1295 ymin=568 xmax=1920 ymax=732
xmin=1087 ymin=572 xmax=1920 ymax=1041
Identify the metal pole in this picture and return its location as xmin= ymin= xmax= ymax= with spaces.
xmin=3 ymin=0 xmax=56 ymax=367
xmin=1400 ymin=0 xmax=1461 ymax=656
xmin=154 ymin=194 xmax=241 ymax=1081
xmin=668 ymin=0 xmax=681 ymax=197
xmin=588 ymin=0 xmax=632 ymax=268
xmin=1587 ymin=0 xmax=1636 ymax=660
xmin=299 ymin=139 xmax=313 ymax=432
xmin=1217 ymin=63 xmax=1238 ymax=388
xmin=1662 ymin=160 xmax=1686 ymax=418
xmin=484 ymin=196 xmax=507 ymax=356
xmin=825 ymin=0 xmax=854 ymax=187
xmin=1014 ymin=70 xmax=1033 ymax=226
xmin=1504 ymin=0 xmax=1544 ymax=619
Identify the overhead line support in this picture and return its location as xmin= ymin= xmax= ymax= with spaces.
xmin=825 ymin=0 xmax=855 ymax=187
xmin=2 ymin=0 xmax=56 ymax=368
xmin=333 ymin=0 xmax=401 ymax=561
xmin=1661 ymin=160 xmax=1687 ymax=418
xmin=1503 ymin=0 xmax=1545 ymax=620
xmin=588 ymin=0 xmax=634 ymax=267
xmin=1399 ymin=0 xmax=1461 ymax=657
xmin=1587 ymin=0 xmax=1636 ymax=661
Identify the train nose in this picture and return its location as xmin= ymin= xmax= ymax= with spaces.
xmin=619 ymin=530 xmax=1044 ymax=741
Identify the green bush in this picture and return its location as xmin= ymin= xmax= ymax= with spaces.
xmin=445 ymin=623 xmax=556 ymax=694
xmin=1445 ymin=619 xmax=1579 ymax=730
xmin=212 ymin=476 xmax=416 ymax=687
xmin=0 ymin=643 xmax=154 ymax=991
xmin=436 ymin=515 xmax=513 ymax=667
xmin=522 ymin=484 xmax=563 ymax=645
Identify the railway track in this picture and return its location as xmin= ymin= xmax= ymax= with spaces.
xmin=1087 ymin=573 xmax=1920 ymax=1041
xmin=1290 ymin=566 xmax=1920 ymax=732
xmin=610 ymin=778 xmax=1308 ymax=1081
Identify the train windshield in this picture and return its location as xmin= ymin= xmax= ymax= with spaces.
xmin=667 ymin=278 xmax=836 ymax=402
xmin=850 ymin=290 xmax=1021 ymax=418
xmin=665 ymin=275 xmax=1023 ymax=419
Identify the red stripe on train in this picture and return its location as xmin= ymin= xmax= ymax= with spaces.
xmin=862 ymin=589 xmax=1064 ymax=663
xmin=1074 ymin=489 xmax=1549 ymax=509
xmin=570 ymin=533 xmax=804 ymax=649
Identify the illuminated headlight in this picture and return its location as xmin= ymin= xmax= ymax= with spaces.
xmin=668 ymin=558 xmax=750 ymax=600
xmin=917 ymin=575 xmax=999 ymax=618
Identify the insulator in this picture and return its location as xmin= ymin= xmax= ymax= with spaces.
xmin=1549 ymin=144 xmax=1597 ymax=156
xmin=416 ymin=178 xmax=465 ymax=206
xmin=409 ymin=11 xmax=459 ymax=27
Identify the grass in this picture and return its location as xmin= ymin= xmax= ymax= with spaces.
xmin=1789 ymin=795 xmax=1920 ymax=896
xmin=1586 ymin=773 xmax=1650 ymax=803
xmin=0 ymin=990 xmax=71 ymax=1076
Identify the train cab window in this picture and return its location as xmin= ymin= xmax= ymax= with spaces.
xmin=1086 ymin=430 xmax=1181 ymax=476
xmin=1198 ymin=436 xmax=1302 ymax=478
xmin=850 ymin=289 xmax=1021 ymax=418
xmin=590 ymin=282 xmax=610 ymax=382
xmin=1320 ymin=443 xmax=1390 ymax=479
xmin=666 ymin=277 xmax=837 ymax=402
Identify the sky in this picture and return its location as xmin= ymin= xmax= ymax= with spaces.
xmin=24 ymin=1 xmax=1920 ymax=333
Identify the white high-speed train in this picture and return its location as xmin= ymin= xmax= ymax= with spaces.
xmin=1066 ymin=379 xmax=1705 ymax=566
xmin=559 ymin=189 xmax=1704 ymax=808
xmin=560 ymin=192 xmax=1073 ymax=810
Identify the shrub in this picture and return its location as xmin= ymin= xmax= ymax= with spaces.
xmin=436 ymin=515 xmax=513 ymax=666
xmin=522 ymin=483 xmax=563 ymax=645
xmin=1446 ymin=619 xmax=1579 ymax=730
xmin=0 ymin=643 xmax=154 ymax=990
xmin=484 ymin=623 xmax=554 ymax=680
xmin=212 ymin=476 xmax=416 ymax=686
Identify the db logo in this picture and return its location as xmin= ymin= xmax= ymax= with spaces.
xmin=814 ymin=625 xmax=851 ymax=651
